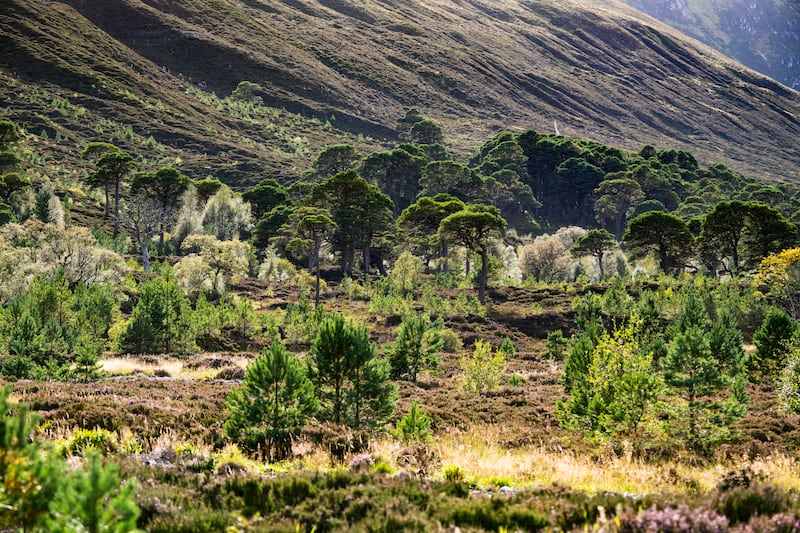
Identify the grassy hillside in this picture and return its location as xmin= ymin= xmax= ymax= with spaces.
xmin=0 ymin=0 xmax=798 ymax=188
xmin=622 ymin=0 xmax=800 ymax=90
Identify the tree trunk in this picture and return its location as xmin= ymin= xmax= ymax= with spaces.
xmin=347 ymin=245 xmax=356 ymax=277
xmin=615 ymin=211 xmax=625 ymax=241
xmin=103 ymin=184 xmax=110 ymax=219
xmin=339 ymin=247 xmax=348 ymax=276
xmin=597 ymin=252 xmax=605 ymax=280
xmin=440 ymin=241 xmax=449 ymax=273
xmin=141 ymin=238 xmax=151 ymax=274
xmin=354 ymin=367 xmax=361 ymax=428
xmin=375 ymin=249 xmax=387 ymax=276
xmin=478 ymin=248 xmax=489 ymax=304
xmin=362 ymin=242 xmax=371 ymax=278
xmin=113 ymin=179 xmax=121 ymax=238
xmin=689 ymin=388 xmax=697 ymax=449
xmin=334 ymin=382 xmax=341 ymax=425
xmin=159 ymin=225 xmax=165 ymax=253
xmin=313 ymin=239 xmax=321 ymax=309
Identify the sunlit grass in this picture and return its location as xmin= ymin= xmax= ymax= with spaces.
xmin=99 ymin=356 xmax=248 ymax=379
xmin=365 ymin=425 xmax=800 ymax=496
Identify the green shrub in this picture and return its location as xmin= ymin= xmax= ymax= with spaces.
xmin=750 ymin=308 xmax=797 ymax=381
xmin=543 ymin=330 xmax=569 ymax=360
xmin=442 ymin=464 xmax=465 ymax=482
xmin=507 ymin=373 xmax=525 ymax=386
xmin=0 ymin=355 xmax=34 ymax=379
xmin=714 ymin=483 xmax=792 ymax=525
xmin=421 ymin=288 xmax=451 ymax=317
xmin=440 ymin=328 xmax=463 ymax=353
xmin=370 ymin=460 xmax=394 ymax=474
xmin=63 ymin=428 xmax=118 ymax=456
xmin=461 ymin=339 xmax=507 ymax=394
xmin=779 ymin=348 xmax=800 ymax=413
xmin=441 ymin=497 xmax=548 ymax=531
xmin=499 ymin=336 xmax=516 ymax=358
xmin=391 ymin=401 xmax=432 ymax=444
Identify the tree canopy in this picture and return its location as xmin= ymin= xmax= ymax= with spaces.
xmin=439 ymin=204 xmax=507 ymax=303
xmin=623 ymin=211 xmax=694 ymax=274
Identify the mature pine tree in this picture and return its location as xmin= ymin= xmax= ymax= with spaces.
xmin=297 ymin=213 xmax=336 ymax=308
xmin=398 ymin=194 xmax=465 ymax=272
xmin=82 ymin=144 xmax=137 ymax=237
xmin=623 ymin=211 xmax=694 ymax=274
xmin=570 ymin=228 xmax=616 ymax=279
xmin=439 ymin=204 xmax=507 ymax=303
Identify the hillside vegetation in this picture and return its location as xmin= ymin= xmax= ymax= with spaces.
xmin=1 ymin=95 xmax=800 ymax=528
xmin=1 ymin=0 xmax=798 ymax=188
xmin=2 ymin=0 xmax=800 ymax=530
xmin=623 ymin=0 xmax=800 ymax=90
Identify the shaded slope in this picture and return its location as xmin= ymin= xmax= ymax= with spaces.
xmin=0 ymin=0 xmax=383 ymax=186
xmin=1 ymin=0 xmax=798 ymax=186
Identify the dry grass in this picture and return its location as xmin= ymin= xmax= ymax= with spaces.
xmin=369 ymin=426 xmax=800 ymax=496
xmin=100 ymin=355 xmax=249 ymax=380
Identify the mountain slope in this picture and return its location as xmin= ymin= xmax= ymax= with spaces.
xmin=622 ymin=0 xmax=800 ymax=90
xmin=1 ymin=0 xmax=798 ymax=186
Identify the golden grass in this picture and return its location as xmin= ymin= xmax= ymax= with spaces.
xmin=370 ymin=425 xmax=800 ymax=496
xmin=99 ymin=356 xmax=248 ymax=380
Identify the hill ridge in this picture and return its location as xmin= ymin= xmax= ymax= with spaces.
xmin=1 ymin=0 xmax=798 ymax=186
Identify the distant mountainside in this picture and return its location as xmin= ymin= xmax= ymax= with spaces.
xmin=0 ymin=0 xmax=798 ymax=186
xmin=622 ymin=0 xmax=800 ymax=90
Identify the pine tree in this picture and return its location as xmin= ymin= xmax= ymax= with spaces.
xmin=119 ymin=273 xmax=193 ymax=354
xmin=561 ymin=321 xmax=602 ymax=392
xmin=118 ymin=312 xmax=157 ymax=355
xmin=778 ymin=343 xmax=800 ymax=414
xmin=709 ymin=311 xmax=746 ymax=375
xmin=392 ymin=401 xmax=432 ymax=443
xmin=44 ymin=452 xmax=141 ymax=533
xmin=75 ymin=283 xmax=118 ymax=345
xmin=662 ymin=325 xmax=746 ymax=452
xmin=388 ymin=313 xmax=443 ymax=381
xmin=311 ymin=313 xmax=397 ymax=429
xmin=225 ymin=340 xmax=318 ymax=460
xmin=750 ymin=307 xmax=797 ymax=381
xmin=73 ymin=335 xmax=103 ymax=383
xmin=0 ymin=388 xmax=63 ymax=530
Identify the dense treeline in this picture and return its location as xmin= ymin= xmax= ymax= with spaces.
xmin=0 ymin=108 xmax=798 ymax=379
